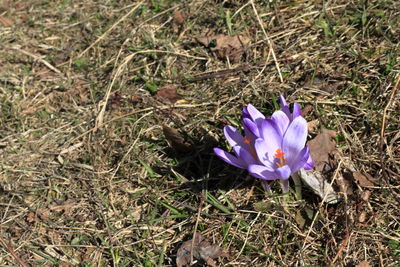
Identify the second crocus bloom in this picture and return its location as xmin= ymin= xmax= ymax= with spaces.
xmin=214 ymin=95 xmax=314 ymax=193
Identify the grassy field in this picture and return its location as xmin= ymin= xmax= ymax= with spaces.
xmin=0 ymin=0 xmax=399 ymax=266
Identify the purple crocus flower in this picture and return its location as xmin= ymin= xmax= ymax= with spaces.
xmin=214 ymin=97 xmax=314 ymax=193
xmin=279 ymin=94 xmax=314 ymax=170
xmin=247 ymin=116 xmax=310 ymax=185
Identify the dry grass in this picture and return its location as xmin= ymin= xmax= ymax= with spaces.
xmin=0 ymin=0 xmax=399 ymax=266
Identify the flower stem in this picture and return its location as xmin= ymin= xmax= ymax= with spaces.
xmin=261 ymin=180 xmax=271 ymax=194
xmin=280 ymin=180 xmax=289 ymax=193
xmin=291 ymin=172 xmax=302 ymax=200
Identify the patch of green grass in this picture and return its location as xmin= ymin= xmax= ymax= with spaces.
xmin=74 ymin=58 xmax=89 ymax=70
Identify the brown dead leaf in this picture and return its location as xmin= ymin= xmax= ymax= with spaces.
xmin=0 ymin=17 xmax=13 ymax=27
xmin=26 ymin=212 xmax=37 ymax=223
xmin=15 ymin=2 xmax=26 ymax=10
xmin=36 ymin=207 xmax=51 ymax=221
xmin=35 ymin=66 xmax=57 ymax=81
xmin=295 ymin=210 xmax=306 ymax=229
xmin=360 ymin=190 xmax=371 ymax=202
xmin=80 ymin=247 xmax=95 ymax=262
xmin=163 ymin=125 xmax=194 ymax=153
xmin=155 ymin=85 xmax=182 ymax=103
xmin=358 ymin=210 xmax=367 ymax=223
xmin=301 ymin=104 xmax=314 ymax=116
xmin=356 ymin=261 xmax=372 ymax=267
xmin=176 ymin=233 xmax=227 ymax=267
xmin=196 ymin=34 xmax=250 ymax=63
xmin=172 ymin=10 xmax=185 ymax=33
xmin=173 ymin=10 xmax=185 ymax=25
xmin=49 ymin=200 xmax=78 ymax=215
xmin=308 ymin=129 xmax=336 ymax=172
xmin=107 ymin=91 xmax=124 ymax=111
xmin=307 ymin=119 xmax=319 ymax=134
xmin=352 ymin=171 xmax=377 ymax=187
xmin=338 ymin=170 xmax=354 ymax=196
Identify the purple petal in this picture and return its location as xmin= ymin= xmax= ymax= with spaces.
xmin=214 ymin=148 xmax=246 ymax=169
xmin=271 ymin=110 xmax=290 ymax=136
xmin=246 ymin=104 xmax=265 ymax=124
xmin=242 ymin=106 xmax=250 ymax=120
xmin=232 ymin=145 xmax=258 ymax=166
xmin=282 ymin=116 xmax=308 ymax=164
xmin=260 ymin=119 xmax=282 ymax=150
xmin=279 ymin=94 xmax=291 ymax=119
xmin=243 ymin=118 xmax=260 ymax=137
xmin=304 ymin=153 xmax=314 ymax=170
xmin=288 ymin=146 xmax=310 ymax=173
xmin=279 ymin=94 xmax=288 ymax=107
xmin=243 ymin=123 xmax=256 ymax=141
xmin=274 ymin=165 xmax=292 ymax=180
xmin=224 ymin=125 xmax=245 ymax=147
xmin=254 ymin=138 xmax=276 ymax=169
xmin=292 ymin=102 xmax=301 ymax=119
xmin=248 ymin=164 xmax=278 ymax=180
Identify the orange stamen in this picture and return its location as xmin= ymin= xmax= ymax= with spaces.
xmin=243 ymin=136 xmax=257 ymax=159
xmin=274 ymin=148 xmax=287 ymax=167
xmin=274 ymin=148 xmax=285 ymax=158
xmin=244 ymin=137 xmax=251 ymax=145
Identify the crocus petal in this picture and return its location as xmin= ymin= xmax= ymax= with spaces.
xmin=279 ymin=94 xmax=291 ymax=119
xmin=213 ymin=148 xmax=246 ymax=169
xmin=292 ymin=102 xmax=301 ymax=119
xmin=246 ymin=104 xmax=265 ymax=124
xmin=303 ymin=153 xmax=314 ymax=170
xmin=232 ymin=145 xmax=258 ymax=166
xmin=282 ymin=116 xmax=307 ymax=164
xmin=274 ymin=165 xmax=292 ymax=180
xmin=271 ymin=110 xmax=290 ymax=136
xmin=242 ymin=107 xmax=250 ymax=119
xmin=248 ymin=164 xmax=278 ymax=180
xmin=243 ymin=118 xmax=260 ymax=137
xmin=279 ymin=94 xmax=288 ymax=107
xmin=288 ymin=146 xmax=310 ymax=173
xmin=243 ymin=123 xmax=256 ymax=142
xmin=224 ymin=125 xmax=245 ymax=147
xmin=260 ymin=119 xmax=282 ymax=151
xmin=254 ymin=138 xmax=277 ymax=169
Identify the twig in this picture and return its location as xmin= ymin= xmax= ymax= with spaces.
xmin=190 ymin=197 xmax=204 ymax=265
xmin=330 ymin=230 xmax=351 ymax=265
xmin=11 ymin=46 xmax=61 ymax=74
xmin=0 ymin=236 xmax=29 ymax=267
xmin=95 ymin=38 xmax=130 ymax=129
xmin=250 ymin=0 xmax=284 ymax=83
xmin=380 ymin=74 xmax=400 ymax=181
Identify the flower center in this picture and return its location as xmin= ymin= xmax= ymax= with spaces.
xmin=274 ymin=148 xmax=287 ymax=167
xmin=243 ymin=136 xmax=257 ymax=159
